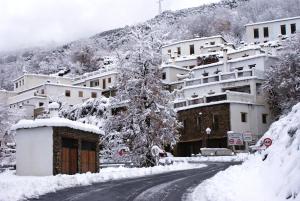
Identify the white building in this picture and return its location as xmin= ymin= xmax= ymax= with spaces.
xmin=161 ymin=35 xmax=277 ymax=156
xmin=1 ymin=64 xmax=118 ymax=119
xmin=245 ymin=16 xmax=300 ymax=44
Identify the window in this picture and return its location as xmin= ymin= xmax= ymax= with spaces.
xmin=254 ymin=28 xmax=259 ymax=38
xmin=189 ymin=44 xmax=195 ymax=55
xmin=177 ymin=47 xmax=181 ymax=56
xmin=108 ymin=77 xmax=112 ymax=83
xmin=103 ymin=79 xmax=106 ymax=89
xmin=22 ymin=79 xmax=24 ymax=85
xmin=162 ymin=72 xmax=166 ymax=80
xmin=39 ymin=102 xmax=44 ymax=107
xmin=167 ymin=49 xmax=171 ymax=55
xmin=281 ymin=25 xmax=286 ymax=35
xmin=241 ymin=112 xmax=247 ymax=123
xmin=210 ymin=41 xmax=215 ymax=45
xmin=78 ymin=91 xmax=83 ymax=97
xmin=263 ymin=27 xmax=269 ymax=38
xmin=41 ymin=89 xmax=44 ymax=94
xmin=262 ymin=114 xmax=268 ymax=124
xmin=65 ymin=90 xmax=71 ymax=97
xmin=291 ymin=23 xmax=296 ymax=34
xmin=91 ymin=92 xmax=97 ymax=98
xmin=15 ymin=82 xmax=18 ymax=88
xmin=249 ymin=64 xmax=256 ymax=69
xmin=213 ymin=114 xmax=219 ymax=130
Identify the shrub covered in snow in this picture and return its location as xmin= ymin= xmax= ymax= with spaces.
xmin=264 ymin=34 xmax=300 ymax=116
xmin=191 ymin=102 xmax=300 ymax=201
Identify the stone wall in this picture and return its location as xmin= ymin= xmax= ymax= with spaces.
xmin=175 ymin=103 xmax=230 ymax=156
xmin=53 ymin=127 xmax=100 ymax=175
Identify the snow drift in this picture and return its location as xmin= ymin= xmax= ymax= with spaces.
xmin=191 ymin=103 xmax=300 ymax=201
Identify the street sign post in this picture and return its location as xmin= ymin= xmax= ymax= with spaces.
xmin=227 ymin=132 xmax=244 ymax=146
xmin=243 ymin=132 xmax=253 ymax=152
xmin=263 ymin=138 xmax=272 ymax=148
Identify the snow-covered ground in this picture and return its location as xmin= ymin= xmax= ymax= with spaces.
xmin=190 ymin=103 xmax=300 ymax=201
xmin=0 ymin=162 xmax=206 ymax=201
xmin=171 ymin=153 xmax=249 ymax=163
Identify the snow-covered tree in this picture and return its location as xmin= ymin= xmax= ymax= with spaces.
xmin=111 ymin=26 xmax=181 ymax=166
xmin=263 ymin=34 xmax=300 ymax=115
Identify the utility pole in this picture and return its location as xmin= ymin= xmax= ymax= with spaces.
xmin=158 ymin=0 xmax=164 ymax=15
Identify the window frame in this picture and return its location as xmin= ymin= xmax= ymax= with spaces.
xmin=189 ymin=44 xmax=195 ymax=55
xmin=254 ymin=28 xmax=259 ymax=39
xmin=78 ymin=91 xmax=83 ymax=97
xmin=65 ymin=90 xmax=71 ymax=97
xmin=241 ymin=112 xmax=247 ymax=123
xmin=263 ymin=27 xmax=269 ymax=38
xmin=281 ymin=24 xmax=286 ymax=35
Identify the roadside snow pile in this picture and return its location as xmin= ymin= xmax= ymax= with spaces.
xmin=172 ymin=153 xmax=248 ymax=163
xmin=0 ymin=162 xmax=206 ymax=201
xmin=191 ymin=103 xmax=300 ymax=201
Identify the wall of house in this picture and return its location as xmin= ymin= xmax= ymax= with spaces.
xmin=162 ymin=67 xmax=190 ymax=83
xmin=175 ymin=103 xmax=230 ymax=156
xmin=162 ymin=36 xmax=226 ymax=58
xmin=230 ymin=103 xmax=271 ymax=140
xmin=13 ymin=74 xmax=72 ymax=93
xmin=245 ymin=17 xmax=300 ymax=44
xmin=73 ymin=72 xmax=117 ymax=91
xmin=16 ymin=127 xmax=53 ymax=176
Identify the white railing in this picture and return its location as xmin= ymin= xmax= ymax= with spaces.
xmin=184 ymin=68 xmax=264 ymax=88
xmin=173 ymin=91 xmax=259 ymax=109
xmin=73 ymin=67 xmax=117 ymax=82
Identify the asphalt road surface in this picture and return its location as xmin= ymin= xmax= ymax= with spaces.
xmin=33 ymin=162 xmax=239 ymax=201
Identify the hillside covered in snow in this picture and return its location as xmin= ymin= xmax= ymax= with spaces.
xmin=0 ymin=0 xmax=299 ymax=90
xmin=191 ymin=102 xmax=300 ymax=201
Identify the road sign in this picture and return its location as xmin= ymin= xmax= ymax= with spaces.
xmin=263 ymin=138 xmax=272 ymax=147
xmin=227 ymin=132 xmax=244 ymax=146
xmin=243 ymin=132 xmax=253 ymax=142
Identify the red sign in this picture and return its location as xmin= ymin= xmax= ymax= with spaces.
xmin=263 ymin=138 xmax=272 ymax=147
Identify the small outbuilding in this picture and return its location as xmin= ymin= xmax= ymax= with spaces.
xmin=12 ymin=117 xmax=102 ymax=176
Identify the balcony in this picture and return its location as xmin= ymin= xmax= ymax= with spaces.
xmin=173 ymin=91 xmax=260 ymax=109
xmin=184 ymin=68 xmax=264 ymax=88
xmin=73 ymin=67 xmax=117 ymax=83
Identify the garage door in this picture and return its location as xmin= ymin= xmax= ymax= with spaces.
xmin=81 ymin=141 xmax=97 ymax=173
xmin=61 ymin=138 xmax=78 ymax=175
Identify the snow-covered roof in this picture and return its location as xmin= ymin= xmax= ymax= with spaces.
xmin=162 ymin=35 xmax=226 ymax=48
xmin=12 ymin=117 xmax=103 ymax=135
xmin=48 ymin=102 xmax=60 ymax=109
xmin=245 ymin=16 xmax=300 ymax=27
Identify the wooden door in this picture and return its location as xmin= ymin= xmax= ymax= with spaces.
xmin=81 ymin=141 xmax=96 ymax=173
xmin=61 ymin=138 xmax=78 ymax=175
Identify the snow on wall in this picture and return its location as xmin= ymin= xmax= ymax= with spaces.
xmin=16 ymin=127 xmax=53 ymax=176
xmin=191 ymin=102 xmax=300 ymax=201
xmin=12 ymin=117 xmax=103 ymax=135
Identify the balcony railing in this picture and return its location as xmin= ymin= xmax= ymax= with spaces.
xmin=173 ymin=91 xmax=259 ymax=109
xmin=73 ymin=67 xmax=117 ymax=82
xmin=184 ymin=68 xmax=264 ymax=88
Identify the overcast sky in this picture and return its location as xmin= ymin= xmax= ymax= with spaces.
xmin=0 ymin=0 xmax=219 ymax=52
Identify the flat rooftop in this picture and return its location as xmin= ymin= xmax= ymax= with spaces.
xmin=245 ymin=16 xmax=300 ymax=27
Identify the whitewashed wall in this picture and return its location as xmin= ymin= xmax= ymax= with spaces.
xmin=16 ymin=127 xmax=53 ymax=176
xmin=230 ymin=103 xmax=271 ymax=138
xmin=245 ymin=17 xmax=300 ymax=44
xmin=162 ymin=36 xmax=226 ymax=58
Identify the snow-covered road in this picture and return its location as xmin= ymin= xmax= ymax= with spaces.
xmin=32 ymin=162 xmax=239 ymax=201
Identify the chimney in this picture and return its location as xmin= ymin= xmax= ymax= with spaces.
xmin=48 ymin=102 xmax=60 ymax=118
xmin=223 ymin=48 xmax=228 ymax=72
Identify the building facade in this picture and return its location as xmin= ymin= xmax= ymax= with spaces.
xmin=245 ymin=16 xmax=300 ymax=44
xmin=161 ymin=34 xmax=277 ymax=156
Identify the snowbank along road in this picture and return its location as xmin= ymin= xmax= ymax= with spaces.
xmin=33 ymin=162 xmax=240 ymax=201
